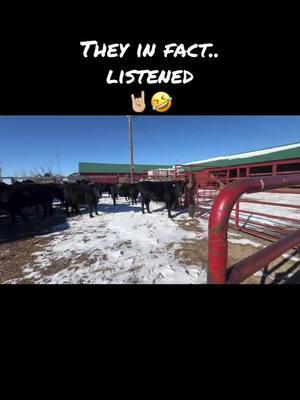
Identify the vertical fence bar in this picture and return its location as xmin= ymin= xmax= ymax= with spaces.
xmin=235 ymin=200 xmax=240 ymax=230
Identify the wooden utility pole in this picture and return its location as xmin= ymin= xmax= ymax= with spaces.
xmin=128 ymin=115 xmax=134 ymax=183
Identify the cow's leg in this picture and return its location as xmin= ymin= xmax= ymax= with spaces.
xmin=95 ymin=202 xmax=99 ymax=216
xmin=71 ymin=202 xmax=78 ymax=214
xmin=65 ymin=202 xmax=70 ymax=216
xmin=89 ymin=205 xmax=93 ymax=218
xmin=179 ymin=196 xmax=183 ymax=208
xmin=166 ymin=202 xmax=172 ymax=218
xmin=145 ymin=199 xmax=151 ymax=214
xmin=141 ymin=198 xmax=145 ymax=214
xmin=113 ymin=196 xmax=116 ymax=206
xmin=172 ymin=197 xmax=179 ymax=210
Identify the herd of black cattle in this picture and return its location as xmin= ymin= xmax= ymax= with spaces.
xmin=0 ymin=179 xmax=186 ymax=225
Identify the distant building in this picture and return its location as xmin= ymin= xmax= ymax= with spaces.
xmin=79 ymin=162 xmax=172 ymax=183
xmin=67 ymin=172 xmax=81 ymax=182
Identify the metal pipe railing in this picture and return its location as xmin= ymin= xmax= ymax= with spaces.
xmin=226 ymin=229 xmax=300 ymax=284
xmin=207 ymin=174 xmax=300 ymax=284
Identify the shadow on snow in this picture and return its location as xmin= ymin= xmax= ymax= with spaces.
xmin=0 ymin=206 xmax=70 ymax=245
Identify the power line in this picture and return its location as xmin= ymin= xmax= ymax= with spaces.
xmin=134 ymin=117 xmax=172 ymax=163
xmin=56 ymin=148 xmax=61 ymax=175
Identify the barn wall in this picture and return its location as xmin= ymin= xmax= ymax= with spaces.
xmin=192 ymin=158 xmax=300 ymax=187
xmin=80 ymin=172 xmax=145 ymax=183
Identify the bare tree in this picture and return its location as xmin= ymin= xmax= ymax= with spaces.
xmin=30 ymin=164 xmax=54 ymax=177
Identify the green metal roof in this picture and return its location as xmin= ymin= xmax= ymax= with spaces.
xmin=79 ymin=162 xmax=172 ymax=174
xmin=183 ymin=143 xmax=300 ymax=171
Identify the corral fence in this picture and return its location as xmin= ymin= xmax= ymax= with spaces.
xmin=172 ymin=164 xmax=300 ymax=243
xmin=207 ymin=174 xmax=300 ymax=284
xmin=194 ymin=174 xmax=300 ymax=242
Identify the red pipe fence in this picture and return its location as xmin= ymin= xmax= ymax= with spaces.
xmin=207 ymin=175 xmax=300 ymax=284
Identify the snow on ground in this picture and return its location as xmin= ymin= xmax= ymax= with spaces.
xmin=4 ymin=197 xmax=207 ymax=284
xmin=241 ymin=192 xmax=300 ymax=220
xmin=228 ymin=238 xmax=262 ymax=247
xmin=3 ymin=188 xmax=299 ymax=284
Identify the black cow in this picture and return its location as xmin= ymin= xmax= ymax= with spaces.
xmin=44 ymin=183 xmax=65 ymax=208
xmin=128 ymin=184 xmax=139 ymax=205
xmin=62 ymin=181 xmax=101 ymax=218
xmin=22 ymin=179 xmax=35 ymax=184
xmin=84 ymin=183 xmax=102 ymax=217
xmin=172 ymin=180 xmax=186 ymax=209
xmin=0 ymin=183 xmax=54 ymax=225
xmin=137 ymin=181 xmax=185 ymax=218
xmin=0 ymin=183 xmax=10 ymax=211
xmin=13 ymin=179 xmax=35 ymax=185
xmin=101 ymin=184 xmax=112 ymax=197
xmin=62 ymin=183 xmax=83 ymax=215
xmin=110 ymin=183 xmax=139 ymax=205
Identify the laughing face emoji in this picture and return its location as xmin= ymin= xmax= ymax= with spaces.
xmin=151 ymin=92 xmax=172 ymax=112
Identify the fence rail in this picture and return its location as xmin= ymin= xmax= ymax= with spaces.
xmin=207 ymin=174 xmax=300 ymax=284
xmin=193 ymin=170 xmax=300 ymax=242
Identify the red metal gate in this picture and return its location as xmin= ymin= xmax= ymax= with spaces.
xmin=207 ymin=174 xmax=300 ymax=284
xmin=193 ymin=170 xmax=300 ymax=242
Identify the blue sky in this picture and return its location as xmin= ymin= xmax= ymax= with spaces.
xmin=1 ymin=116 xmax=300 ymax=177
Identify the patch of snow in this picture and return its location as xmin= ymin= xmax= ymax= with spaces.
xmin=4 ymin=198 xmax=206 ymax=284
xmin=281 ymin=252 xmax=300 ymax=262
xmin=253 ymin=271 xmax=264 ymax=277
xmin=228 ymin=232 xmax=242 ymax=237
xmin=228 ymin=238 xmax=262 ymax=247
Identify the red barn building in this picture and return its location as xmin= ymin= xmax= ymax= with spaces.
xmin=79 ymin=162 xmax=172 ymax=183
xmin=179 ymin=142 xmax=300 ymax=188
xmin=177 ymin=142 xmax=300 ymax=242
